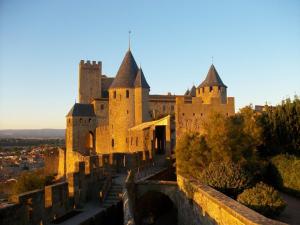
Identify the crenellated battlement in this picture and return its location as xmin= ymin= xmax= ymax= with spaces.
xmin=79 ymin=60 xmax=102 ymax=69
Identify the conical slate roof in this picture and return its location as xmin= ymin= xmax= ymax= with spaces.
xmin=134 ymin=68 xmax=150 ymax=89
xmin=198 ymin=64 xmax=227 ymax=88
xmin=67 ymin=103 xmax=96 ymax=117
xmin=184 ymin=89 xmax=190 ymax=95
xmin=110 ymin=50 xmax=139 ymax=89
xmin=189 ymin=85 xmax=196 ymax=97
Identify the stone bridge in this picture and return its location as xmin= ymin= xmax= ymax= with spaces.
xmin=124 ymin=173 xmax=287 ymax=225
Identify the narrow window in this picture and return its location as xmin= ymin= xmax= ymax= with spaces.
xmin=126 ymin=90 xmax=129 ymax=98
xmin=100 ymin=104 xmax=104 ymax=110
xmin=80 ymin=118 xmax=82 ymax=123
xmin=202 ymin=87 xmax=204 ymax=93
xmin=218 ymin=86 xmax=221 ymax=92
xmin=171 ymin=105 xmax=174 ymax=111
xmin=127 ymin=110 xmax=129 ymax=114
xmin=193 ymin=113 xmax=195 ymax=116
xmin=126 ymin=138 xmax=128 ymax=143
xmin=182 ymin=113 xmax=185 ymax=116
xmin=111 ymin=139 xmax=114 ymax=147
xmin=89 ymin=118 xmax=92 ymax=123
xmin=113 ymin=91 xmax=116 ymax=98
xmin=209 ymin=86 xmax=213 ymax=92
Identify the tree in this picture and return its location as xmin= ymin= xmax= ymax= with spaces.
xmin=259 ymin=96 xmax=300 ymax=156
xmin=202 ymin=107 xmax=262 ymax=163
xmin=176 ymin=132 xmax=211 ymax=178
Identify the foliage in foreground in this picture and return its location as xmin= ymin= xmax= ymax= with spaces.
xmin=270 ymin=154 xmax=300 ymax=196
xmin=199 ymin=161 xmax=252 ymax=196
xmin=176 ymin=133 xmax=210 ymax=178
xmin=258 ymin=96 xmax=300 ymax=156
xmin=237 ymin=182 xmax=286 ymax=217
xmin=13 ymin=170 xmax=55 ymax=195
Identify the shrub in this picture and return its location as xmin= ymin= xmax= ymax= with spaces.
xmin=199 ymin=161 xmax=252 ymax=197
xmin=237 ymin=182 xmax=286 ymax=217
xmin=270 ymin=154 xmax=300 ymax=196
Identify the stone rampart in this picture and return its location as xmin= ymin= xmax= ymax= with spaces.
xmin=177 ymin=175 xmax=286 ymax=225
xmin=0 ymin=159 xmax=111 ymax=225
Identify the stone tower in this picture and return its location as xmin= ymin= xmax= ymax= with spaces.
xmin=66 ymin=103 xmax=97 ymax=154
xmin=79 ymin=60 xmax=102 ymax=104
xmin=108 ymin=49 xmax=150 ymax=152
xmin=196 ymin=64 xmax=227 ymax=104
xmin=134 ymin=67 xmax=150 ymax=125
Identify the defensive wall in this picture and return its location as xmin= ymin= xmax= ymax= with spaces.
xmin=124 ymin=173 xmax=286 ymax=225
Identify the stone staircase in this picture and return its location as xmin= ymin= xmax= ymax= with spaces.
xmin=102 ymin=183 xmax=123 ymax=208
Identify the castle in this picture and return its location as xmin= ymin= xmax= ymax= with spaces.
xmin=59 ymin=48 xmax=235 ymax=176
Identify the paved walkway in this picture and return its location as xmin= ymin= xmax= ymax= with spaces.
xmin=276 ymin=192 xmax=300 ymax=225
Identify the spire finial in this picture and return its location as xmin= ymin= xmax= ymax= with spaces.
xmin=128 ymin=30 xmax=131 ymax=50
xmin=211 ymin=56 xmax=214 ymax=65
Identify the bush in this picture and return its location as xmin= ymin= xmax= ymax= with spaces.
xmin=199 ymin=161 xmax=252 ymax=197
xmin=270 ymin=154 xmax=300 ymax=196
xmin=237 ymin=182 xmax=286 ymax=217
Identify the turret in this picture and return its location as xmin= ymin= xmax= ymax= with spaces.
xmin=196 ymin=64 xmax=227 ymax=104
xmin=134 ymin=67 xmax=150 ymax=125
xmin=79 ymin=60 xmax=102 ymax=104
xmin=66 ymin=103 xmax=97 ymax=155
xmin=108 ymin=50 xmax=139 ymax=152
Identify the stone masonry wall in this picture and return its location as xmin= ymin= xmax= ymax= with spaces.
xmin=177 ymin=175 xmax=286 ymax=225
xmin=175 ymin=96 xmax=235 ymax=140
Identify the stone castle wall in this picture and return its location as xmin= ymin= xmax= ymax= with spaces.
xmin=175 ymin=96 xmax=235 ymax=140
xmin=177 ymin=175 xmax=286 ymax=225
xmin=92 ymin=98 xmax=109 ymax=125
xmin=0 ymin=159 xmax=112 ymax=225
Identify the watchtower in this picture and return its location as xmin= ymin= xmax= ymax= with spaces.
xmin=196 ymin=64 xmax=227 ymax=104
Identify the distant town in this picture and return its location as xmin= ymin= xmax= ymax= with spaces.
xmin=0 ymin=135 xmax=64 ymax=199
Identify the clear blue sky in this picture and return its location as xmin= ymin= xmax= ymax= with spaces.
xmin=0 ymin=0 xmax=299 ymax=129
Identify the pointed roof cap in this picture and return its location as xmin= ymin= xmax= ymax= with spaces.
xmin=184 ymin=89 xmax=190 ymax=95
xmin=110 ymin=50 xmax=139 ymax=89
xmin=67 ymin=103 xmax=96 ymax=117
xmin=198 ymin=64 xmax=227 ymax=88
xmin=189 ymin=85 xmax=196 ymax=97
xmin=134 ymin=68 xmax=150 ymax=89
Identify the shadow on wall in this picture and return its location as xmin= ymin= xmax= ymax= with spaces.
xmin=135 ymin=191 xmax=177 ymax=225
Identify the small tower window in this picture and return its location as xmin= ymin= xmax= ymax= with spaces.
xmin=126 ymin=90 xmax=129 ymax=98
xmin=100 ymin=104 xmax=104 ymax=110
xmin=218 ymin=86 xmax=221 ymax=92
xmin=202 ymin=87 xmax=204 ymax=93
xmin=111 ymin=139 xmax=115 ymax=147
xmin=171 ymin=105 xmax=174 ymax=111
xmin=89 ymin=118 xmax=92 ymax=123
xmin=80 ymin=118 xmax=82 ymax=123
xmin=209 ymin=86 xmax=213 ymax=92
xmin=113 ymin=91 xmax=116 ymax=99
